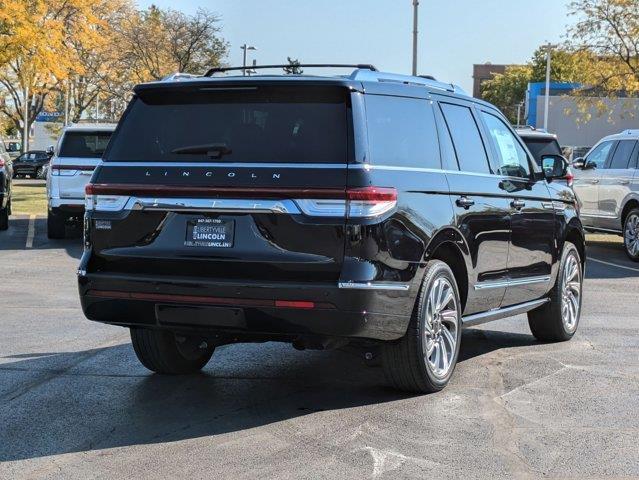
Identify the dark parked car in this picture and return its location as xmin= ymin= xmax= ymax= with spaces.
xmin=0 ymin=137 xmax=13 ymax=230
xmin=79 ymin=65 xmax=585 ymax=393
xmin=13 ymin=150 xmax=51 ymax=179
xmin=516 ymin=127 xmax=573 ymax=187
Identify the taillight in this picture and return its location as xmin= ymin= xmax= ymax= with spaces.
xmin=564 ymin=168 xmax=574 ymax=188
xmin=346 ymin=187 xmax=397 ymax=218
xmin=85 ymin=183 xmax=131 ymax=212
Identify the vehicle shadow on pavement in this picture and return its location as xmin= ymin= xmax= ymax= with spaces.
xmin=0 ymin=328 xmax=538 ymax=463
xmin=0 ymin=218 xmax=82 ymax=259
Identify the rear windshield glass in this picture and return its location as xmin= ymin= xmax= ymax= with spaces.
xmin=105 ymin=86 xmax=349 ymax=163
xmin=59 ymin=131 xmax=112 ymax=158
xmin=521 ymin=138 xmax=562 ymax=165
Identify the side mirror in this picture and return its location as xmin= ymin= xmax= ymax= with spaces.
xmin=541 ymin=154 xmax=568 ymax=180
xmin=46 ymin=145 xmax=55 ymax=157
xmin=571 ymin=157 xmax=585 ymax=169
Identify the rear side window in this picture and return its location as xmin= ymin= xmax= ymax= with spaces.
xmin=439 ymin=103 xmax=490 ymax=174
xmin=521 ymin=138 xmax=562 ymax=165
xmin=365 ymin=95 xmax=441 ymax=169
xmin=607 ymin=140 xmax=637 ymax=169
xmin=106 ymin=87 xmax=348 ymax=164
xmin=60 ymin=131 xmax=112 ymax=158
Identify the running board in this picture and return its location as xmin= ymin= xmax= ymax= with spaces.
xmin=462 ymin=298 xmax=550 ymax=328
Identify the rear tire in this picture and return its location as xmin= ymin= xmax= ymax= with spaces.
xmin=623 ymin=209 xmax=639 ymax=262
xmin=47 ymin=210 xmax=66 ymax=239
xmin=130 ymin=328 xmax=214 ymax=374
xmin=382 ymin=260 xmax=462 ymax=393
xmin=35 ymin=167 xmax=44 ymax=179
xmin=528 ymin=242 xmax=582 ymax=342
xmin=0 ymin=202 xmax=8 ymax=230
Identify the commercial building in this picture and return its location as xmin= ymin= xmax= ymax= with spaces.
xmin=472 ymin=63 xmax=508 ymax=99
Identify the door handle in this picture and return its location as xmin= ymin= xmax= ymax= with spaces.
xmin=590 ymin=179 xmax=600 ymax=184
xmin=620 ymin=180 xmax=630 ymax=185
xmin=511 ymin=199 xmax=526 ymax=210
xmin=456 ymin=196 xmax=475 ymax=209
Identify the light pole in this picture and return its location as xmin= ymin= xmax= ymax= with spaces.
xmin=241 ymin=44 xmax=257 ymax=76
xmin=543 ymin=43 xmax=554 ymax=131
xmin=412 ymin=0 xmax=419 ymax=76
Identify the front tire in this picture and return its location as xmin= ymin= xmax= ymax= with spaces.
xmin=623 ymin=209 xmax=639 ymax=262
xmin=528 ymin=242 xmax=582 ymax=342
xmin=47 ymin=210 xmax=66 ymax=239
xmin=382 ymin=260 xmax=462 ymax=393
xmin=130 ymin=328 xmax=214 ymax=374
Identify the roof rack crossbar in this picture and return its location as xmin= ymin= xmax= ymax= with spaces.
xmin=204 ymin=64 xmax=377 ymax=77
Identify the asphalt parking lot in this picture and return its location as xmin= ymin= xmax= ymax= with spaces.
xmin=1 ymin=216 xmax=638 ymax=479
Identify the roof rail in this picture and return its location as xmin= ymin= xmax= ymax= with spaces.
xmin=204 ymin=64 xmax=378 ymax=77
xmin=349 ymin=69 xmax=467 ymax=95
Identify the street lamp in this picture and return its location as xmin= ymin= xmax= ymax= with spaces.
xmin=412 ymin=0 xmax=419 ymax=76
xmin=241 ymin=44 xmax=257 ymax=76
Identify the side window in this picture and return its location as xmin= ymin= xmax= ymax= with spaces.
xmin=439 ymin=103 xmax=490 ymax=174
xmin=480 ymin=111 xmax=531 ymax=178
xmin=606 ymin=140 xmax=637 ymax=169
xmin=433 ymin=103 xmax=458 ymax=171
xmin=586 ymin=141 xmax=614 ymax=169
xmin=632 ymin=142 xmax=639 ymax=169
xmin=365 ymin=95 xmax=441 ymax=169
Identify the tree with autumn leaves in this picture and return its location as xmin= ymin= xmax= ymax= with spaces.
xmin=0 ymin=1 xmax=227 ymax=149
xmin=483 ymin=0 xmax=639 ymax=124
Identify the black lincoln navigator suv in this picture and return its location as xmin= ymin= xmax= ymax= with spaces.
xmin=79 ymin=65 xmax=585 ymax=393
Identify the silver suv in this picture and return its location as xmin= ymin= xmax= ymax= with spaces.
xmin=572 ymin=129 xmax=639 ymax=260
xmin=47 ymin=124 xmax=115 ymax=239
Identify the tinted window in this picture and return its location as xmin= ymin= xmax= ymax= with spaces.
xmin=607 ymin=140 xmax=637 ymax=169
xmin=439 ymin=103 xmax=490 ymax=174
xmin=632 ymin=143 xmax=639 ymax=169
xmin=60 ymin=131 xmax=112 ymax=158
xmin=586 ymin=141 xmax=613 ymax=168
xmin=521 ymin=138 xmax=562 ymax=165
xmin=365 ymin=95 xmax=441 ymax=169
xmin=433 ymin=104 xmax=458 ymax=171
xmin=106 ymin=87 xmax=347 ymax=163
xmin=481 ymin=112 xmax=530 ymax=178
xmin=20 ymin=152 xmax=48 ymax=161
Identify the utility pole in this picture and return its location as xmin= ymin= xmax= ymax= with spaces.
xmin=241 ymin=44 xmax=257 ymax=76
xmin=412 ymin=0 xmax=419 ymax=76
xmin=22 ymin=83 xmax=29 ymax=153
xmin=516 ymin=102 xmax=523 ymax=127
xmin=543 ymin=43 xmax=553 ymax=131
xmin=64 ymin=80 xmax=69 ymax=126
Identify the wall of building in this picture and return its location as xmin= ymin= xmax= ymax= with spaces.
xmin=535 ymin=96 xmax=639 ymax=147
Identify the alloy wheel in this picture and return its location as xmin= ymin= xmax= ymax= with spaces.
xmin=423 ymin=277 xmax=459 ymax=378
xmin=561 ymin=254 xmax=581 ymax=333
xmin=624 ymin=213 xmax=639 ymax=258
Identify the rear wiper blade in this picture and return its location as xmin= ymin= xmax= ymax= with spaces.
xmin=171 ymin=143 xmax=232 ymax=159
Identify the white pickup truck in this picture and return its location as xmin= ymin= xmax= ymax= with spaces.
xmin=47 ymin=124 xmax=115 ymax=238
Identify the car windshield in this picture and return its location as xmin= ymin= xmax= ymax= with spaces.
xmin=59 ymin=131 xmax=112 ymax=158
xmin=521 ymin=137 xmax=563 ymax=165
xmin=20 ymin=152 xmax=48 ymax=161
xmin=104 ymin=86 xmax=349 ymax=163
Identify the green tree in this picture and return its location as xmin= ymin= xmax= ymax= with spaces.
xmin=481 ymin=66 xmax=533 ymax=124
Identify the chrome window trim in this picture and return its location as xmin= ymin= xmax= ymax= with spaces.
xmin=338 ymin=281 xmax=410 ymax=291
xmin=473 ymin=275 xmax=551 ymax=291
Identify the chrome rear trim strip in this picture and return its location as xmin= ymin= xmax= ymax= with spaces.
xmin=126 ymin=197 xmax=301 ymax=214
xmin=338 ymin=282 xmax=410 ymax=291
xmin=474 ymin=275 xmax=551 ymax=291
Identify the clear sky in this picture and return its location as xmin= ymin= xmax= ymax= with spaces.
xmin=137 ymin=0 xmax=571 ymax=93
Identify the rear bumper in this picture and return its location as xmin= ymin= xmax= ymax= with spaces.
xmin=77 ymin=269 xmax=414 ymax=341
xmin=49 ymin=197 xmax=85 ymax=216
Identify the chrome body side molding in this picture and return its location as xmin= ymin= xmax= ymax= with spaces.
xmin=473 ymin=275 xmax=551 ymax=291
xmin=338 ymin=282 xmax=410 ymax=291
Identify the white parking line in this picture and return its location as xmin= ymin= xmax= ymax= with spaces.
xmin=589 ymin=257 xmax=639 ymax=273
xmin=26 ymin=215 xmax=35 ymax=249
